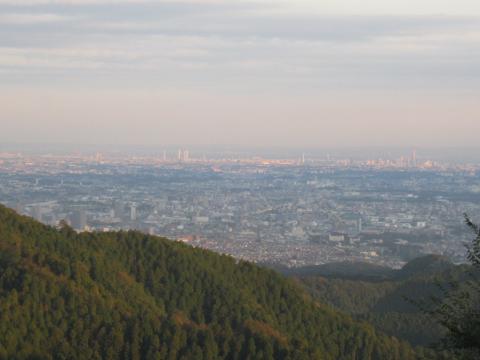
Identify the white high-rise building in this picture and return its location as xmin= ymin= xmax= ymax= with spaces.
xmin=71 ymin=209 xmax=87 ymax=231
xmin=176 ymin=149 xmax=190 ymax=162
xmin=130 ymin=204 xmax=137 ymax=221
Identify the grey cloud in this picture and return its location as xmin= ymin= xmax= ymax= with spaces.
xmin=0 ymin=1 xmax=479 ymax=93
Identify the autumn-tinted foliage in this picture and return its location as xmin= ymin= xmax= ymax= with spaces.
xmin=0 ymin=204 xmax=434 ymax=359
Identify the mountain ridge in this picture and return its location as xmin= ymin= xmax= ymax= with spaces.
xmin=273 ymin=253 xmax=456 ymax=282
xmin=292 ymin=254 xmax=470 ymax=348
xmin=0 ymin=204 xmax=436 ymax=359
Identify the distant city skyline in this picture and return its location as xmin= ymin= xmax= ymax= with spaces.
xmin=1 ymin=0 xmax=479 ymax=147
xmin=2 ymin=149 xmax=479 ymax=267
xmin=3 ymin=143 xmax=480 ymax=164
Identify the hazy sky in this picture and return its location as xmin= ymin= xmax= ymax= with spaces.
xmin=0 ymin=0 xmax=479 ymax=148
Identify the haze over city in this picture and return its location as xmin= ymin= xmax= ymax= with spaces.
xmin=3 ymin=1 xmax=480 ymax=358
xmin=1 ymin=0 xmax=479 ymax=147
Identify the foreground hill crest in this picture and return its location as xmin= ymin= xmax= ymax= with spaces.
xmin=0 ymin=205 xmax=440 ymax=359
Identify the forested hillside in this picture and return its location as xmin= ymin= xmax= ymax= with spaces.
xmin=293 ymin=256 xmax=471 ymax=348
xmin=0 ymin=205 xmax=444 ymax=359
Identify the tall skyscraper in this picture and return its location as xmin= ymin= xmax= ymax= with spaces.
xmin=71 ymin=209 xmax=87 ymax=231
xmin=177 ymin=149 xmax=190 ymax=162
xmin=411 ymin=149 xmax=417 ymax=167
xmin=130 ymin=204 xmax=137 ymax=221
xmin=357 ymin=218 xmax=363 ymax=233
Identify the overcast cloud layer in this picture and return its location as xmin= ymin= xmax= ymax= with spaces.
xmin=0 ymin=0 xmax=479 ymax=148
